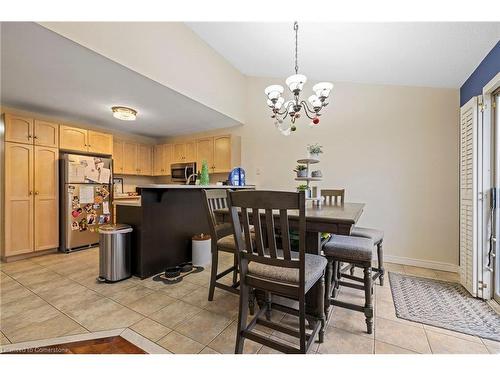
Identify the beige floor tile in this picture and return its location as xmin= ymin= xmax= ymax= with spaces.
xmin=426 ymin=330 xmax=489 ymax=354
xmin=1 ymin=331 xmax=11 ymax=345
xmin=126 ymin=291 xmax=176 ymax=316
xmin=149 ymin=300 xmax=203 ymax=329
xmin=433 ymin=270 xmax=460 ymax=283
xmin=83 ymin=277 xmax=137 ymax=296
xmin=1 ymin=294 xmax=52 ymax=322
xmin=130 ymin=318 xmax=172 ymax=342
xmin=203 ymin=291 xmax=239 ymax=319
xmin=270 ymin=313 xmax=319 ymax=353
xmin=175 ymin=310 xmax=231 ymax=345
xmin=46 ymin=287 xmax=102 ymax=312
xmin=423 ymin=324 xmax=483 ymax=344
xmin=374 ymin=340 xmax=418 ymax=354
xmin=5 ymin=314 xmax=87 ymax=343
xmin=256 ymin=334 xmax=307 ymax=354
xmin=328 ymin=306 xmax=372 ymax=336
xmin=403 ymin=265 xmax=437 ymax=279
xmin=375 ymin=318 xmax=430 ymax=353
xmin=384 ymin=263 xmax=405 ymax=274
xmin=10 ymin=268 xmax=60 ymax=288
xmin=160 ymin=280 xmax=200 ymax=299
xmin=183 ymin=269 xmax=211 ymax=286
xmin=63 ymin=297 xmax=142 ymax=331
xmin=318 ymin=326 xmax=374 ymax=354
xmin=106 ymin=284 xmax=155 ymax=305
xmin=482 ymin=338 xmax=500 ymax=354
xmin=180 ymin=286 xmax=211 ymax=309
xmin=1 ymin=284 xmax=35 ymax=305
xmin=157 ymin=331 xmax=204 ymax=354
xmin=208 ymin=321 xmax=263 ymax=354
xmin=1 ymin=303 xmax=62 ymax=337
xmin=375 ymin=299 xmax=422 ymax=327
xmin=375 ymin=285 xmax=393 ymax=302
xmin=0 ymin=259 xmax=40 ymax=276
xmin=200 ymin=346 xmax=220 ymax=354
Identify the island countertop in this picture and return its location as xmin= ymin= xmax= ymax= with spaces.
xmin=137 ymin=184 xmax=255 ymax=189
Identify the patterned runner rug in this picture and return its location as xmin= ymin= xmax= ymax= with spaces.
xmin=389 ymin=272 xmax=500 ymax=342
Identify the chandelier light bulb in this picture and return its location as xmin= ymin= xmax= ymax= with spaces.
xmin=312 ymin=82 xmax=333 ymax=99
xmin=264 ymin=85 xmax=284 ymax=100
xmin=285 ymin=74 xmax=307 ymax=93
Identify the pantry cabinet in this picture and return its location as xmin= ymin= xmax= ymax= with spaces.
xmin=59 ymin=125 xmax=113 ymax=155
xmin=4 ymin=143 xmax=59 ymax=257
xmin=4 ymin=114 xmax=59 ymax=148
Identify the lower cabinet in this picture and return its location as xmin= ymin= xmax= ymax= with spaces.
xmin=4 ymin=142 xmax=58 ymax=257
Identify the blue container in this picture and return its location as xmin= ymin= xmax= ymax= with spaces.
xmin=228 ymin=167 xmax=246 ymax=186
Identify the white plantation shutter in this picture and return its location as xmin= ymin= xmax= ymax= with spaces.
xmin=460 ymin=97 xmax=479 ymax=297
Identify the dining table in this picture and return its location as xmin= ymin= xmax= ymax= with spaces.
xmin=214 ymin=201 xmax=365 ymax=324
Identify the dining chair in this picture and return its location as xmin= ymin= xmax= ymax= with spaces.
xmin=228 ymin=190 xmax=327 ymax=354
xmin=202 ymin=189 xmax=241 ymax=301
xmin=321 ymin=189 xmax=345 ymax=205
xmin=323 ymin=234 xmax=375 ymax=333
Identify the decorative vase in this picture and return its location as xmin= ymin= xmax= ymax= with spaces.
xmin=200 ymin=160 xmax=210 ymax=185
xmin=297 ymin=170 xmax=307 ymax=178
xmin=311 ymin=170 xmax=322 ymax=178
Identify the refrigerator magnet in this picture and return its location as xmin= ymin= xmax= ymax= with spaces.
xmin=87 ymin=214 xmax=96 ymax=225
xmin=84 ymin=204 xmax=93 ymax=213
xmin=98 ymin=215 xmax=106 ymax=225
xmin=94 ymin=195 xmax=103 ymax=204
xmin=72 ymin=208 xmax=82 ymax=218
xmin=68 ymin=185 xmax=75 ymax=194
xmin=71 ymin=221 xmax=79 ymax=231
xmin=93 ymin=203 xmax=100 ymax=210
xmin=79 ymin=218 xmax=88 ymax=231
xmin=72 ymin=196 xmax=80 ymax=208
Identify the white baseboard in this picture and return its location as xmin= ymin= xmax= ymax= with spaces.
xmin=383 ymin=254 xmax=459 ymax=273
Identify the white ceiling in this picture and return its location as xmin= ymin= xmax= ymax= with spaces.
xmin=187 ymin=22 xmax=500 ymax=88
xmin=0 ymin=22 xmax=240 ymax=138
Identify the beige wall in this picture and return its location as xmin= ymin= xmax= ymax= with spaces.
xmin=39 ymin=22 xmax=247 ymax=123
xmin=165 ymin=78 xmax=460 ymax=269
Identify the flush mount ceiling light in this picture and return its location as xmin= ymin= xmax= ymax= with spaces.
xmin=111 ymin=106 xmax=137 ymax=121
xmin=264 ymin=22 xmax=333 ymax=136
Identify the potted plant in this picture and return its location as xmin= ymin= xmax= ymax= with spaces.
xmin=296 ymin=184 xmax=311 ymax=198
xmin=307 ymin=143 xmax=323 ymax=159
xmin=294 ymin=164 xmax=308 ymax=178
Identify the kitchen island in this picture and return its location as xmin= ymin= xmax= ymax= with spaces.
xmin=116 ymin=184 xmax=254 ymax=278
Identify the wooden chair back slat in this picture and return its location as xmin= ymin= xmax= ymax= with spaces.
xmin=252 ymin=208 xmax=265 ymax=256
xmin=321 ymin=189 xmax=345 ymax=205
xmin=241 ymin=207 xmax=254 ymax=254
xmin=265 ymin=209 xmax=278 ymax=258
xmin=279 ymin=209 xmax=292 ymax=260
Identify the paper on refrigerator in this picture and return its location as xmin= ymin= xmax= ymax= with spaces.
xmin=99 ymin=168 xmax=111 ymax=183
xmin=79 ymin=185 xmax=94 ymax=204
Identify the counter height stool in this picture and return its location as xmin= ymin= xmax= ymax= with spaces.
xmin=202 ymin=189 xmax=242 ymax=301
xmin=323 ymin=235 xmax=375 ymax=334
xmin=351 ymin=227 xmax=385 ymax=285
xmin=228 ymin=190 xmax=327 ymax=354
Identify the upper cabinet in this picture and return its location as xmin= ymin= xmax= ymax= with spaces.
xmin=114 ymin=140 xmax=153 ymax=176
xmin=113 ymin=139 xmax=124 ymax=174
xmin=4 ymin=114 xmax=33 ymax=144
xmin=195 ymin=135 xmax=240 ymax=173
xmin=88 ymin=130 xmax=113 ymax=155
xmin=34 ymin=120 xmax=59 ymax=148
xmin=172 ymin=141 xmax=196 ymax=163
xmin=59 ymin=125 xmax=113 ymax=155
xmin=137 ymin=144 xmax=152 ymax=176
xmin=4 ymin=114 xmax=59 ymax=148
xmin=213 ymin=135 xmax=232 ymax=173
xmin=196 ymin=137 xmax=214 ymax=172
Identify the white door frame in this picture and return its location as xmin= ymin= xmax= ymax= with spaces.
xmin=484 ymin=73 xmax=500 ymax=302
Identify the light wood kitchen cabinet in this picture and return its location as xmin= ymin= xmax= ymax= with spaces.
xmin=172 ymin=141 xmax=196 ymax=163
xmin=4 ymin=142 xmax=59 ymax=256
xmin=185 ymin=141 xmax=196 ymax=162
xmin=59 ymin=125 xmax=88 ymax=152
xmin=88 ymin=130 xmax=113 ymax=155
xmin=4 ymin=113 xmax=33 ymax=145
xmin=164 ymin=144 xmax=174 ymax=173
xmin=213 ymin=135 xmax=232 ymax=173
xmin=34 ymin=120 xmax=59 ymax=148
xmin=59 ymin=125 xmax=113 ymax=154
xmin=122 ymin=141 xmax=138 ymax=175
xmin=196 ymin=137 xmax=214 ymax=172
xmin=113 ymin=139 xmax=124 ymax=174
xmin=137 ymin=144 xmax=152 ymax=175
xmin=173 ymin=143 xmax=186 ymax=163
xmin=4 ymin=142 xmax=34 ymax=256
xmin=154 ymin=144 xmax=165 ymax=175
xmin=34 ymin=146 xmax=59 ymax=251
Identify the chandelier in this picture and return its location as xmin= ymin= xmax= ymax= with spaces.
xmin=264 ymin=22 xmax=333 ymax=135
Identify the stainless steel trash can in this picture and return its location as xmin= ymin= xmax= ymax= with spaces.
xmin=98 ymin=224 xmax=133 ymax=282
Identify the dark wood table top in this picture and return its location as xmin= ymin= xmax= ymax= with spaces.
xmin=214 ymin=202 xmax=365 ymax=232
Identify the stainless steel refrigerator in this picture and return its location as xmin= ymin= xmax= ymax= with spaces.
xmin=60 ymin=153 xmax=113 ymax=252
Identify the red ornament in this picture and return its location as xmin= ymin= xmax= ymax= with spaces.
xmin=312 ymin=117 xmax=320 ymax=125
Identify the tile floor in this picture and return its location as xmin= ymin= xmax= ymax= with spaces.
xmin=0 ymin=248 xmax=498 ymax=354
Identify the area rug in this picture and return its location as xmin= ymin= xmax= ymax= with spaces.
xmin=389 ymin=272 xmax=500 ymax=342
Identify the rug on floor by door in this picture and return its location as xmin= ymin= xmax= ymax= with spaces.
xmin=389 ymin=272 xmax=500 ymax=342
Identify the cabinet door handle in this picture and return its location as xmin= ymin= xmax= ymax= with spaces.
xmin=35 ymin=191 xmax=39 ymax=195
xmin=29 ymin=191 xmax=33 ymax=195
xmin=28 ymin=134 xmax=32 ymax=139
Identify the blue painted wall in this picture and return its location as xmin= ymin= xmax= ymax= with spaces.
xmin=460 ymin=41 xmax=500 ymax=106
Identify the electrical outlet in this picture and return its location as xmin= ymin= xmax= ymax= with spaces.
xmin=256 ymin=168 xmax=261 ymax=175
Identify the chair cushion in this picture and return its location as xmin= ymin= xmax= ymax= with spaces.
xmin=248 ymin=251 xmax=327 ymax=291
xmin=323 ymin=235 xmax=374 ymax=263
xmin=351 ymin=226 xmax=383 ymax=244
xmin=217 ymin=232 xmax=254 ymax=252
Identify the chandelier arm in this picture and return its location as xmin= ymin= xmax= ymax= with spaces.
xmin=300 ymin=100 xmax=319 ymax=118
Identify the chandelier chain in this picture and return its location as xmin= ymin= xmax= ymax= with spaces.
xmin=294 ymin=21 xmax=299 ymax=74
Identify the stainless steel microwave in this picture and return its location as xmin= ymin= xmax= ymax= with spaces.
xmin=171 ymin=162 xmax=197 ymax=184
